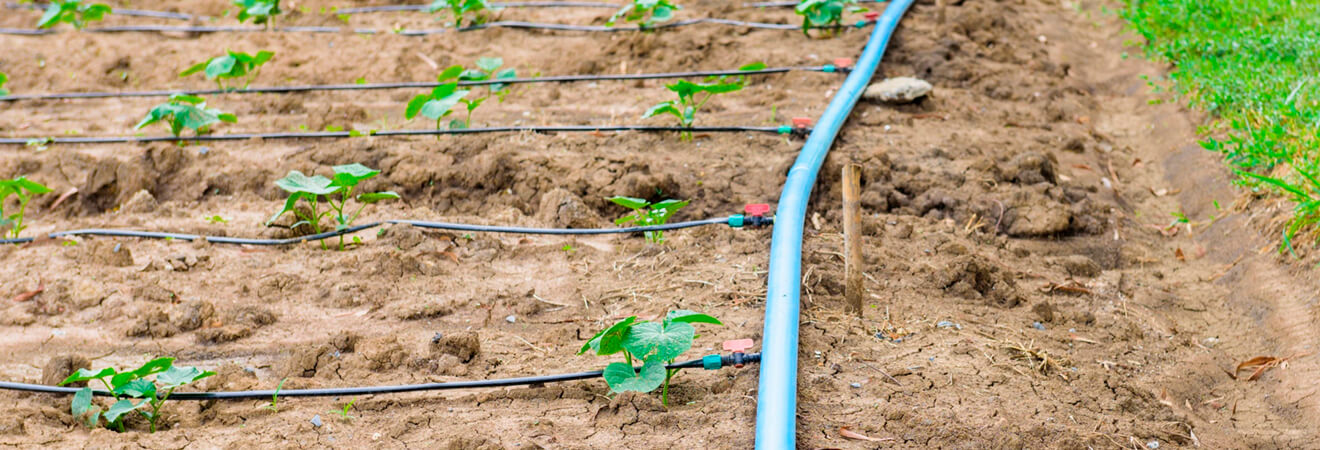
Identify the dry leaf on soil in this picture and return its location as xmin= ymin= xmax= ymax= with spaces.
xmin=840 ymin=427 xmax=892 ymax=442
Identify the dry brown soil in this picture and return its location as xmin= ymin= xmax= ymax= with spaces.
xmin=1 ymin=0 xmax=1318 ymax=448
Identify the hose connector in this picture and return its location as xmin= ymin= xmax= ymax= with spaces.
xmin=723 ymin=339 xmax=757 ymax=368
xmin=790 ymin=117 xmax=814 ymax=137
xmin=729 ymin=204 xmax=773 ymax=228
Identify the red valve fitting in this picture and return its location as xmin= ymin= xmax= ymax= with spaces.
xmin=745 ymin=203 xmax=771 ymax=217
xmin=791 ymin=117 xmax=813 ymax=129
xmin=864 ymin=11 xmax=880 ymax=21
xmin=723 ymin=339 xmax=755 ymax=368
xmin=832 ymin=58 xmax=854 ymax=69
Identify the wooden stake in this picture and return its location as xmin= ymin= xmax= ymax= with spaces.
xmin=842 ymin=163 xmax=865 ymax=316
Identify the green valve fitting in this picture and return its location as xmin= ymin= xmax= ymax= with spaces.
xmin=728 ymin=214 xmax=745 ymax=228
xmin=822 ymin=64 xmax=836 ymax=73
xmin=777 ymin=125 xmax=792 ymax=135
xmin=703 ymin=354 xmax=723 ymax=370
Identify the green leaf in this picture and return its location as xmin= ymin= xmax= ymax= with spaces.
xmin=475 ymin=57 xmax=503 ymax=72
xmin=438 ymin=65 xmax=465 ymax=82
xmin=609 ymin=196 xmax=649 ymax=210
xmin=623 ymin=321 xmax=695 ymax=362
xmin=739 ymin=62 xmax=768 ymax=71
xmin=13 ymin=177 xmax=51 ymax=194
xmin=664 ymin=310 xmax=722 ymax=327
xmin=157 ymin=365 xmax=215 ymax=389
xmin=405 ymin=94 xmax=430 ymax=120
xmin=113 ymin=378 xmax=156 ymax=398
xmin=357 ymin=191 xmax=400 ymax=203
xmin=275 ymin=171 xmax=339 ymax=195
xmin=61 ymin=367 xmax=115 ymax=386
xmin=602 ymin=360 xmax=666 ymax=393
xmin=179 ymin=60 xmax=210 ymax=77
xmin=37 ymin=3 xmax=63 ymax=29
xmin=578 ymin=316 xmax=637 ymax=355
xmin=254 ymin=50 xmax=275 ymax=66
xmin=643 ymin=101 xmax=681 ymax=119
xmin=103 ymin=399 xmax=142 ymax=424
xmin=420 ymin=90 xmax=469 ymax=120
xmin=205 ymin=55 xmax=239 ymax=79
xmin=71 ymin=387 xmax=93 ymax=417
xmin=331 ymin=163 xmax=379 ymax=187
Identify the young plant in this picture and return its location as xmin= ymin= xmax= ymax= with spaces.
xmin=58 ymin=357 xmax=215 ymax=433
xmin=609 ymin=196 xmax=689 ymax=244
xmin=263 ymin=378 xmax=286 ymax=412
xmin=234 ymin=0 xmax=281 ymax=27
xmin=135 ymin=94 xmax=237 ymax=138
xmin=453 ymin=57 xmax=517 ymax=128
xmin=795 ymin=0 xmax=864 ymax=36
xmin=0 ymin=72 xmax=9 ymax=96
xmin=330 ymin=398 xmax=357 ymax=421
xmin=405 ymin=65 xmax=470 ymax=130
xmin=608 ymin=0 xmax=680 ymax=28
xmin=266 ymin=163 xmax=400 ymax=250
xmin=179 ymin=50 xmax=275 ymax=91
xmin=426 ymin=0 xmax=500 ymax=28
xmin=577 ymin=310 xmax=721 ymax=406
xmin=0 ymin=176 xmax=52 ymax=239
xmin=643 ymin=62 xmax=765 ymax=141
xmin=37 ymin=0 xmax=111 ymax=30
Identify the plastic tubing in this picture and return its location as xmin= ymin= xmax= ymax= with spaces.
xmin=0 ymin=125 xmax=799 ymax=146
xmin=0 ymin=66 xmax=830 ymax=102
xmin=0 ymin=354 xmax=760 ymax=400
xmin=0 ymin=216 xmax=766 ymax=246
xmin=754 ymin=0 xmax=911 ymax=449
xmin=0 ymin=19 xmax=872 ymax=36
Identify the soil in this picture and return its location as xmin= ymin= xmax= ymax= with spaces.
xmin=1 ymin=0 xmax=1318 ymax=448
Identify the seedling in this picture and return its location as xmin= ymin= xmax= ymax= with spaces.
xmin=794 ymin=0 xmax=864 ymax=36
xmin=135 ymin=94 xmax=237 ymax=138
xmin=577 ymin=310 xmax=722 ymax=406
xmin=608 ymin=0 xmax=680 ymax=28
xmin=0 ymin=72 xmax=9 ymax=96
xmin=330 ymin=398 xmax=357 ymax=421
xmin=426 ymin=0 xmax=500 ymax=28
xmin=266 ymin=163 xmax=400 ymax=250
xmin=405 ymin=65 xmax=470 ymax=130
xmin=204 ymin=215 xmax=229 ymax=224
xmin=263 ymin=378 xmax=286 ymax=412
xmin=609 ymin=196 xmax=689 ymax=244
xmin=234 ymin=0 xmax=281 ymax=27
xmin=454 ymin=57 xmax=517 ymax=128
xmin=58 ymin=357 xmax=215 ymax=433
xmin=179 ymin=50 xmax=275 ymax=91
xmin=0 ymin=176 xmax=52 ymax=239
xmin=37 ymin=0 xmax=111 ymax=30
xmin=643 ymin=62 xmax=765 ymax=141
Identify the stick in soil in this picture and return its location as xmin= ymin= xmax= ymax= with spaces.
xmin=842 ymin=163 xmax=865 ymax=316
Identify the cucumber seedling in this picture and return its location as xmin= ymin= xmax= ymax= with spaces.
xmin=330 ymin=398 xmax=357 ymax=421
xmin=454 ymin=57 xmax=517 ymax=127
xmin=37 ymin=0 xmax=111 ymax=30
xmin=609 ymin=196 xmax=689 ymax=244
xmin=608 ymin=0 xmax=680 ymax=28
xmin=795 ymin=0 xmax=865 ymax=36
xmin=0 ymin=72 xmax=9 ymax=96
xmin=266 ymin=163 xmax=400 ymax=250
xmin=135 ymin=94 xmax=237 ymax=139
xmin=59 ymin=357 xmax=215 ymax=433
xmin=643 ymin=62 xmax=765 ymax=141
xmin=405 ymin=65 xmax=471 ymax=130
xmin=0 ymin=176 xmax=52 ymax=239
xmin=179 ymin=50 xmax=275 ymax=91
xmin=234 ymin=0 xmax=281 ymax=28
xmin=426 ymin=0 xmax=500 ymax=28
xmin=578 ymin=310 xmax=722 ymax=406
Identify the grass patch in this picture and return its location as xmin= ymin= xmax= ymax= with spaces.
xmin=1122 ymin=0 xmax=1320 ymax=254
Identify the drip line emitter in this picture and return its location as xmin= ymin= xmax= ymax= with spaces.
xmin=0 ymin=204 xmax=775 ymax=246
xmin=0 ymin=341 xmax=762 ymax=400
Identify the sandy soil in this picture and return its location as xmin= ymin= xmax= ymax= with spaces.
xmin=1 ymin=0 xmax=1317 ymax=448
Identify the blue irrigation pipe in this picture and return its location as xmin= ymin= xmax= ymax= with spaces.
xmin=753 ymin=0 xmax=912 ymax=449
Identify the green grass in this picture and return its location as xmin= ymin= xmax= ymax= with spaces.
xmin=1122 ymin=0 xmax=1320 ymax=255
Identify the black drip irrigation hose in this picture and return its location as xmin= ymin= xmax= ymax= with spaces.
xmin=0 ymin=125 xmax=806 ymax=146
xmin=338 ymin=2 xmax=622 ymax=14
xmin=0 ymin=215 xmax=772 ymax=246
xmin=0 ymin=18 xmax=875 ymax=36
xmin=6 ymin=2 xmax=194 ymax=20
xmin=0 ymin=66 xmax=846 ymax=102
xmin=0 ymin=353 xmax=762 ymax=400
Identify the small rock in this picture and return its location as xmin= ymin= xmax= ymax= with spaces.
xmin=310 ymin=414 xmax=323 ymax=428
xmin=1032 ymin=302 xmax=1056 ymax=322
xmin=431 ymin=332 xmax=444 ymax=343
xmin=1032 ymin=322 xmax=1046 ymax=331
xmin=862 ymin=77 xmax=933 ymax=104
xmin=936 ymin=320 xmax=962 ymax=330
xmin=505 ymin=315 xmax=517 ymax=323
xmin=849 ymin=382 xmax=862 ymax=389
xmin=120 ymin=190 xmax=157 ymax=214
xmin=1146 ymin=441 xmax=1159 ymax=449
xmin=1203 ymin=337 xmax=1220 ymax=348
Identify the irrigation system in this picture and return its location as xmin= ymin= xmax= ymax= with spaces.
xmin=0 ymin=0 xmax=916 ymax=447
